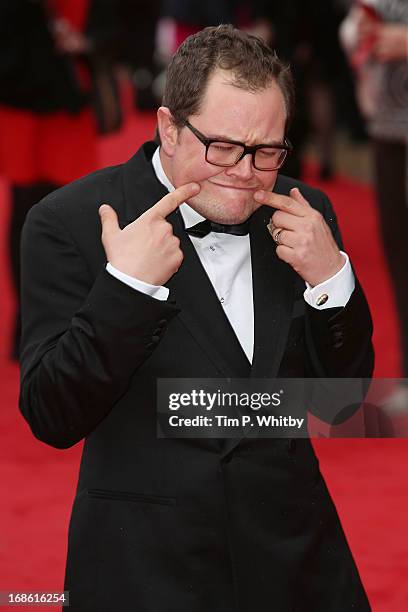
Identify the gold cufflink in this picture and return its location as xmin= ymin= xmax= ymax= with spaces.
xmin=316 ymin=293 xmax=329 ymax=306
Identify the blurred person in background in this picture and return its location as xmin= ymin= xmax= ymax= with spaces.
xmin=340 ymin=0 xmax=408 ymax=405
xmin=251 ymin=0 xmax=352 ymax=180
xmin=160 ymin=0 xmax=242 ymax=44
xmin=117 ymin=0 xmax=161 ymax=110
xmin=0 ymin=0 xmax=121 ymax=360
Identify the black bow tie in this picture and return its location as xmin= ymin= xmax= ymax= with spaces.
xmin=186 ymin=219 xmax=250 ymax=238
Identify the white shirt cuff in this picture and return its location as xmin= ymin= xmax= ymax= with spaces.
xmin=106 ymin=263 xmax=169 ymax=301
xmin=303 ymin=251 xmax=355 ymax=309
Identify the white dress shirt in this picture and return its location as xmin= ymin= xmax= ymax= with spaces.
xmin=107 ymin=147 xmax=354 ymax=363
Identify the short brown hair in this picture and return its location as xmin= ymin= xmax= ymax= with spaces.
xmin=162 ymin=24 xmax=294 ymax=133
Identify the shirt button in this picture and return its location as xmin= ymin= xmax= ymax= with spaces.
xmin=220 ymin=297 xmax=225 ymax=304
xmin=209 ymin=245 xmax=216 ymax=252
xmin=316 ymin=293 xmax=329 ymax=306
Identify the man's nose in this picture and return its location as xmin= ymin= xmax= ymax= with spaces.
xmin=225 ymin=153 xmax=255 ymax=181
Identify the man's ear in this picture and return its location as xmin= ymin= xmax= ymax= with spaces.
xmin=157 ymin=107 xmax=179 ymax=157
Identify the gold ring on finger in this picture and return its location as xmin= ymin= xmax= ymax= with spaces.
xmin=273 ymin=229 xmax=284 ymax=245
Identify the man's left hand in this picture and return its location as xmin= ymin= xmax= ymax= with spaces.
xmin=254 ymin=187 xmax=344 ymax=287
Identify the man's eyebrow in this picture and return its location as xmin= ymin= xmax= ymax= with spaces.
xmin=206 ymin=131 xmax=238 ymax=141
xmin=208 ymin=133 xmax=285 ymax=146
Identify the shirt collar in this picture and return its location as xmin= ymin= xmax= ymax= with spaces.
xmin=152 ymin=146 xmax=205 ymax=229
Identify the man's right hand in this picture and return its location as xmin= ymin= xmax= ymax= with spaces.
xmin=99 ymin=182 xmax=200 ymax=286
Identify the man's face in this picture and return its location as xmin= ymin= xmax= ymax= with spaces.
xmin=159 ymin=69 xmax=287 ymax=224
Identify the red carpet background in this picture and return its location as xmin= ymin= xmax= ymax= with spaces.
xmin=1 ymin=110 xmax=407 ymax=610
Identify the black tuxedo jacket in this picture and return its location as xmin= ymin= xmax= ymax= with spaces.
xmin=19 ymin=142 xmax=373 ymax=611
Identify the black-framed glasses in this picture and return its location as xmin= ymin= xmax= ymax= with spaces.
xmin=182 ymin=119 xmax=292 ymax=171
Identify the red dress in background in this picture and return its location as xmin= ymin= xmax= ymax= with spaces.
xmin=1 ymin=0 xmax=100 ymax=359
xmin=0 ymin=0 xmax=98 ymax=187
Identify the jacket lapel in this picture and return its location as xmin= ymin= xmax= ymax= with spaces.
xmin=250 ymin=205 xmax=296 ymax=377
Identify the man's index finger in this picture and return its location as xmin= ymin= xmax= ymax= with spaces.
xmin=150 ymin=183 xmax=201 ymax=218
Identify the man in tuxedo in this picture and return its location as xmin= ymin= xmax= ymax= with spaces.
xmin=19 ymin=25 xmax=373 ymax=611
